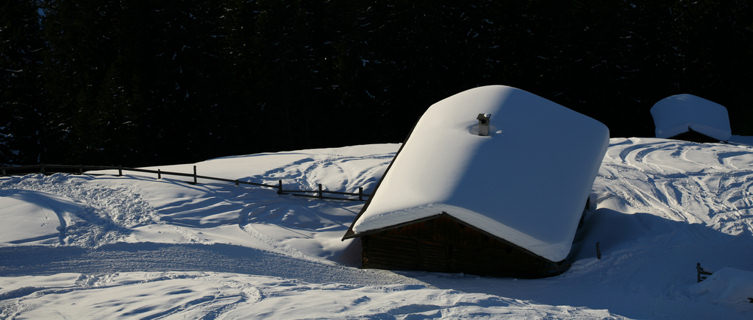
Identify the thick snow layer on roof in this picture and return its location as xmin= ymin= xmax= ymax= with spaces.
xmin=350 ymin=85 xmax=609 ymax=262
xmin=651 ymin=94 xmax=731 ymax=141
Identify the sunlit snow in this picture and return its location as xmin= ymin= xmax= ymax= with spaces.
xmin=1 ymin=140 xmax=752 ymax=319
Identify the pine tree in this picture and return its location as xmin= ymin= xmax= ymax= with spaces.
xmin=0 ymin=0 xmax=46 ymax=164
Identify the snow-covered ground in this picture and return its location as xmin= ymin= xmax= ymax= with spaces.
xmin=1 ymin=139 xmax=752 ymax=319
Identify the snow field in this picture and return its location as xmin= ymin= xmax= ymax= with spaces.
xmin=0 ymin=272 xmax=617 ymax=319
xmin=0 ymin=140 xmax=752 ymax=319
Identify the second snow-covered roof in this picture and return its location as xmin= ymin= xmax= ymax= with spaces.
xmin=651 ymin=94 xmax=731 ymax=141
xmin=348 ymin=85 xmax=609 ymax=262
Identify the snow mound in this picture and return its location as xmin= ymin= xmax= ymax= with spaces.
xmin=690 ymin=268 xmax=753 ymax=312
xmin=651 ymin=94 xmax=732 ymax=141
xmin=0 ymin=197 xmax=62 ymax=245
xmin=0 ymin=174 xmax=156 ymax=247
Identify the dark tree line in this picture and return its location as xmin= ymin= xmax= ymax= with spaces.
xmin=2 ymin=0 xmax=753 ymax=166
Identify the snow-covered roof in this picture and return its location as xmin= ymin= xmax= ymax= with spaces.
xmin=347 ymin=85 xmax=609 ymax=262
xmin=650 ymin=94 xmax=731 ymax=141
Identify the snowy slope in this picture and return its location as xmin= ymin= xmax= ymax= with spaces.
xmin=1 ymin=140 xmax=753 ymax=319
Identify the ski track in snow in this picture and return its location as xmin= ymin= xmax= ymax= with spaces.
xmin=0 ymin=174 xmax=157 ymax=247
xmin=251 ymin=151 xmax=394 ymax=193
xmin=595 ymin=138 xmax=753 ymax=236
xmin=0 ymin=243 xmax=423 ymax=287
xmin=0 ymin=271 xmax=619 ymax=319
xmin=2 ymin=141 xmax=753 ymax=319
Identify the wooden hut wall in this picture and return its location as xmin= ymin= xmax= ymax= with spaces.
xmin=668 ymin=128 xmax=719 ymax=143
xmin=360 ymin=214 xmax=571 ymax=278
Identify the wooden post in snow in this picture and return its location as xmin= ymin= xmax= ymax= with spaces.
xmin=359 ymin=187 xmax=363 ymax=201
xmin=277 ymin=180 xmax=283 ymax=194
xmin=697 ymin=262 xmax=712 ymax=282
xmin=157 ymin=169 xmax=162 ymax=179
xmin=193 ymin=165 xmax=197 ymax=184
xmin=596 ymin=242 xmax=601 ymax=260
xmin=318 ymin=184 xmax=323 ymax=199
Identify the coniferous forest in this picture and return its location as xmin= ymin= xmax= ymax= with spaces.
xmin=2 ymin=0 xmax=753 ymax=166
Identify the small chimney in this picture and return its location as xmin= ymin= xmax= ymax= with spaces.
xmin=476 ymin=113 xmax=491 ymax=136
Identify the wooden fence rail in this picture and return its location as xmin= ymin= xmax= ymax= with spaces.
xmin=0 ymin=164 xmax=372 ymax=202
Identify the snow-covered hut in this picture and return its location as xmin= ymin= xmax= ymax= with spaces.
xmin=650 ymin=94 xmax=731 ymax=142
xmin=343 ymin=85 xmax=609 ymax=278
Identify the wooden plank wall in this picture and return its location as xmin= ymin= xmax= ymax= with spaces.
xmin=361 ymin=214 xmax=571 ymax=278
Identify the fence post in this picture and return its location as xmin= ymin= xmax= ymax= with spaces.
xmin=318 ymin=184 xmax=323 ymax=199
xmin=157 ymin=169 xmax=162 ymax=179
xmin=277 ymin=180 xmax=283 ymax=194
xmin=596 ymin=242 xmax=601 ymax=260
xmin=118 ymin=166 xmax=123 ymax=176
xmin=697 ymin=262 xmax=712 ymax=282
xmin=359 ymin=187 xmax=363 ymax=201
xmin=193 ymin=165 xmax=197 ymax=184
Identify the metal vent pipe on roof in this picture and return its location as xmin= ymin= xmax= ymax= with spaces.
xmin=477 ymin=113 xmax=491 ymax=136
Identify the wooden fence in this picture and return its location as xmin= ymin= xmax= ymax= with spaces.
xmin=0 ymin=164 xmax=371 ymax=202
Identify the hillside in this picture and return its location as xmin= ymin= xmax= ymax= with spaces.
xmin=1 ymin=138 xmax=752 ymax=319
